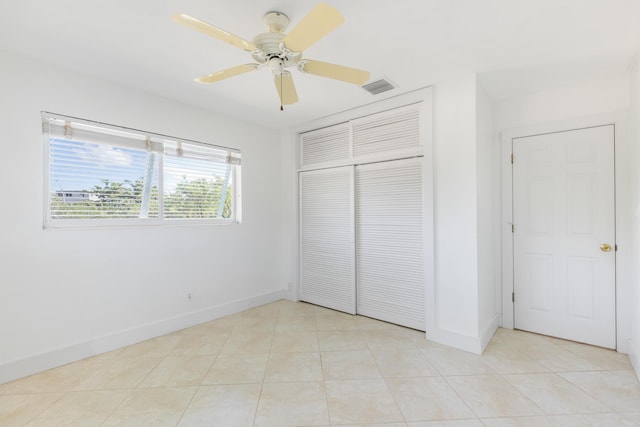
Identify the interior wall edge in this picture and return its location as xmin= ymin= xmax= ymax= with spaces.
xmin=631 ymin=348 xmax=640 ymax=382
xmin=0 ymin=289 xmax=286 ymax=385
xmin=426 ymin=326 xmax=483 ymax=355
xmin=479 ymin=313 xmax=500 ymax=352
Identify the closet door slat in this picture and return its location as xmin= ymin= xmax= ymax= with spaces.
xmin=355 ymin=157 xmax=425 ymax=330
xmin=352 ymin=104 xmax=420 ymax=158
xmin=300 ymin=122 xmax=350 ymax=167
xmin=299 ymin=167 xmax=355 ymax=314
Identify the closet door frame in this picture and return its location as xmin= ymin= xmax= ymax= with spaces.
xmin=291 ymin=88 xmax=434 ymax=333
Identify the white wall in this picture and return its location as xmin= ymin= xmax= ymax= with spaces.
xmin=427 ymin=74 xmax=501 ymax=353
xmin=280 ymin=128 xmax=298 ymax=301
xmin=628 ymin=58 xmax=640 ymax=377
xmin=428 ymin=73 xmax=483 ymax=352
xmin=0 ymin=51 xmax=286 ymax=384
xmin=476 ymin=81 xmax=498 ymax=344
xmin=493 ymin=72 xmax=633 ymax=356
xmin=494 ymin=74 xmax=630 ymax=130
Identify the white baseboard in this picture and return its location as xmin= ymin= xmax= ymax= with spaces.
xmin=480 ymin=314 xmax=500 ymax=352
xmin=426 ymin=327 xmax=483 ymax=354
xmin=0 ymin=289 xmax=286 ymax=385
xmin=630 ymin=349 xmax=640 ymax=382
xmin=425 ymin=314 xmax=499 ymax=355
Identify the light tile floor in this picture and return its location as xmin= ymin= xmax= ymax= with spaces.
xmin=1 ymin=300 xmax=639 ymax=426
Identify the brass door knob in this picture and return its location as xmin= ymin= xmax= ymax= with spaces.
xmin=600 ymin=244 xmax=611 ymax=252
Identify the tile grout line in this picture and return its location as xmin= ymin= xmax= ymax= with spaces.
xmin=97 ymin=388 xmax=136 ymax=427
xmin=251 ymin=301 xmax=281 ymax=426
xmin=496 ymin=371 xmax=557 ymax=418
xmin=91 ymin=341 xmax=170 ymax=427
xmin=551 ymin=370 xmax=620 ymax=413
xmin=493 ymin=371 xmax=547 ymax=418
xmin=440 ymin=374 xmax=483 ymax=423
xmin=365 ymin=330 xmax=409 ymax=425
xmin=19 ymin=390 xmax=69 ymax=425
xmin=367 ymin=354 xmax=409 ymax=424
xmin=174 ymin=317 xmax=233 ymax=427
xmin=315 ymin=305 xmax=334 ymax=426
xmin=419 ymin=347 xmax=446 ymax=378
xmin=499 ymin=371 xmax=608 ymax=418
xmin=4 ymin=302 xmax=638 ymax=426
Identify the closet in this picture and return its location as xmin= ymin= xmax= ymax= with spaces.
xmin=299 ymin=101 xmax=427 ymax=330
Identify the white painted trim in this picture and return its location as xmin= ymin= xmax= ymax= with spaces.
xmin=349 ymin=165 xmax=357 ymax=315
xmin=424 ymin=313 xmax=498 ymax=355
xmin=500 ymin=111 xmax=629 ymax=353
xmin=297 ymin=147 xmax=425 ymax=172
xmin=420 ymin=93 xmax=436 ymax=340
xmin=501 ymin=131 xmax=515 ymax=329
xmin=631 ymin=351 xmax=640 ymax=382
xmin=480 ymin=314 xmax=500 ymax=351
xmin=426 ymin=328 xmax=483 ymax=354
xmin=293 ymin=88 xmax=431 ymax=134
xmin=42 ymin=126 xmax=51 ymax=229
xmin=288 ymin=129 xmax=301 ymax=302
xmin=0 ymin=289 xmax=286 ymax=385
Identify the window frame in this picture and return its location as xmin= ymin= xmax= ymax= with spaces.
xmin=42 ymin=112 xmax=242 ymax=229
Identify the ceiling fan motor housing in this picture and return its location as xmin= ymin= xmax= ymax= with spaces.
xmin=252 ymin=29 xmax=301 ymax=73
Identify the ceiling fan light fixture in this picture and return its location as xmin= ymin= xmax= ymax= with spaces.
xmin=268 ymin=57 xmax=285 ymax=73
xmin=174 ymin=3 xmax=370 ymax=107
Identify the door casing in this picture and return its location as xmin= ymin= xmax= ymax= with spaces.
xmin=501 ymin=113 xmax=628 ymax=352
xmin=512 ymin=125 xmax=616 ymax=348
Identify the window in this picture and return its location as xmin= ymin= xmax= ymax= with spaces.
xmin=43 ymin=112 xmax=241 ymax=227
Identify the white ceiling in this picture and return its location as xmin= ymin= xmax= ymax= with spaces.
xmin=2 ymin=0 xmax=639 ymax=129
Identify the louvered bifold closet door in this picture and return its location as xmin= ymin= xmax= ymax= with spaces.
xmin=301 ymin=122 xmax=350 ymax=167
xmin=355 ymin=157 xmax=425 ymax=330
xmin=299 ymin=167 xmax=356 ymax=314
xmin=352 ymin=104 xmax=420 ymax=158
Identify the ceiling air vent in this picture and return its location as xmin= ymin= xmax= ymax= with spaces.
xmin=362 ymin=78 xmax=396 ymax=95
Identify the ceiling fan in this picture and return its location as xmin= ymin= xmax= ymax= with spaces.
xmin=173 ymin=3 xmax=371 ymax=109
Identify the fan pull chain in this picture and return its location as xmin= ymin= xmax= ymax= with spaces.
xmin=280 ymin=73 xmax=284 ymax=111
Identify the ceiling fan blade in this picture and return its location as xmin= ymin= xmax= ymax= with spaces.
xmin=195 ymin=64 xmax=258 ymax=84
xmin=301 ymin=60 xmax=370 ymax=85
xmin=274 ymin=72 xmax=299 ymax=105
xmin=282 ymin=3 xmax=344 ymax=52
xmin=173 ymin=14 xmax=256 ymax=52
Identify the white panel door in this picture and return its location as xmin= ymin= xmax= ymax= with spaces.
xmin=355 ymin=157 xmax=425 ymax=330
xmin=513 ymin=125 xmax=615 ymax=348
xmin=299 ymin=167 xmax=356 ymax=314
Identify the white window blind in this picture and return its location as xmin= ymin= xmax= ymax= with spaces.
xmin=299 ymin=167 xmax=356 ymax=314
xmin=355 ymin=157 xmax=425 ymax=330
xmin=43 ymin=112 xmax=241 ymax=226
xmin=163 ymin=151 xmax=233 ymax=220
xmin=48 ymin=138 xmax=160 ymax=220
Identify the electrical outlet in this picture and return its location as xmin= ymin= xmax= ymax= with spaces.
xmin=187 ymin=292 xmax=193 ymax=301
